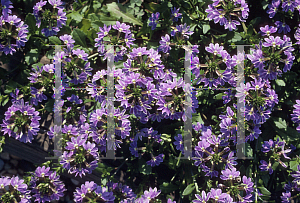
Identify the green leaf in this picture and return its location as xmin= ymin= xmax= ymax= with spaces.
xmin=275 ymin=79 xmax=285 ymax=86
xmin=106 ymin=2 xmax=143 ymax=26
xmin=25 ymin=49 xmax=39 ymax=65
xmin=72 ymin=28 xmax=87 ymax=48
xmin=67 ymin=11 xmax=83 ymax=23
xmin=182 ymin=183 xmax=195 ymax=196
xmin=1 ymin=96 xmax=9 ymax=106
xmin=290 ymin=159 xmax=300 ymax=171
xmin=249 ymin=17 xmax=261 ymax=27
xmin=192 ymin=113 xmax=204 ymax=125
xmin=274 ymin=117 xmax=287 ymax=129
xmin=203 ymin=24 xmax=210 ymax=34
xmin=25 ymin=13 xmax=37 ymax=34
xmin=257 ymin=186 xmax=271 ymax=196
xmin=159 ymin=182 xmax=178 ymax=193
xmin=48 ymin=36 xmax=61 ymax=45
xmin=91 ymin=20 xmax=103 ymax=30
xmin=138 ymin=159 xmax=152 ymax=175
xmin=161 ymin=134 xmax=171 ymax=142
xmin=80 ymin=18 xmax=91 ymax=33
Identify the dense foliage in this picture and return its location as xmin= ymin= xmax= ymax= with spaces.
xmin=0 ymin=0 xmax=300 ymax=202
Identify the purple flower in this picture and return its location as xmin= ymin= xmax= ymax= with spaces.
xmin=148 ymin=12 xmax=160 ymax=30
xmin=113 ymin=21 xmax=130 ymax=33
xmin=174 ymin=134 xmax=184 ymax=153
xmin=259 ymin=160 xmax=273 ymax=174
xmin=33 ymin=0 xmax=67 ymax=37
xmin=142 ymin=187 xmax=161 ymax=200
xmin=192 ymin=191 xmax=211 ymax=203
xmin=0 ymin=15 xmax=28 ymax=55
xmin=30 ymin=166 xmax=66 ymax=203
xmin=236 ymin=82 xmax=251 ymax=103
xmin=208 ymin=188 xmax=229 ymax=202
xmin=170 ymin=7 xmax=182 ymax=22
xmin=281 ymin=192 xmax=291 ymax=203
xmin=242 ymin=176 xmax=254 ymax=193
xmin=97 ymin=24 xmax=111 ymax=40
xmin=146 ymin=154 xmax=164 ymax=167
xmin=295 ymin=27 xmax=300 ymax=45
xmin=267 ymin=0 xmax=280 ymax=18
xmin=260 ymin=25 xmax=277 ymax=36
xmin=0 ymin=176 xmax=31 ymax=202
xmin=1 ymin=0 xmax=13 ymax=16
xmin=158 ymin=34 xmax=171 ymax=53
xmin=1 ymin=99 xmax=41 ymax=143
xmin=275 ymin=21 xmax=291 ymax=34
xmin=60 ymin=34 xmax=75 ymax=48
xmin=220 ymin=167 xmax=240 ymax=180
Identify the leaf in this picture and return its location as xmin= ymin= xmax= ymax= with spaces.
xmin=203 ymin=24 xmax=210 ymax=34
xmin=159 ymin=182 xmax=178 ymax=193
xmin=72 ymin=28 xmax=87 ymax=48
xmin=25 ymin=49 xmax=39 ymax=65
xmin=274 ymin=117 xmax=287 ymax=129
xmin=192 ymin=113 xmax=204 ymax=125
xmin=275 ymin=79 xmax=285 ymax=86
xmin=91 ymin=20 xmax=103 ymax=30
xmin=80 ymin=18 xmax=91 ymax=33
xmin=182 ymin=183 xmax=195 ymax=196
xmin=257 ymin=186 xmax=271 ymax=196
xmin=25 ymin=13 xmax=37 ymax=34
xmin=48 ymin=36 xmax=61 ymax=45
xmin=249 ymin=17 xmax=261 ymax=27
xmin=106 ymin=2 xmax=143 ymax=26
xmin=290 ymin=160 xmax=300 ymax=171
xmin=138 ymin=159 xmax=152 ymax=175
xmin=67 ymin=11 xmax=83 ymax=23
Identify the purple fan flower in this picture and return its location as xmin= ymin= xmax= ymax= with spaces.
xmin=148 ymin=12 xmax=160 ymax=30
xmin=259 ymin=160 xmax=273 ymax=174
xmin=60 ymin=34 xmax=75 ymax=48
xmin=281 ymin=192 xmax=291 ymax=203
xmin=1 ymin=99 xmax=41 ymax=143
xmin=0 ymin=15 xmax=28 ymax=55
xmin=0 ymin=176 xmax=31 ymax=203
xmin=30 ymin=166 xmax=66 ymax=203
xmin=113 ymin=21 xmax=130 ymax=33
xmin=158 ymin=34 xmax=171 ymax=53
xmin=220 ymin=167 xmax=240 ymax=180
xmin=192 ymin=191 xmax=211 ymax=203
xmin=267 ymin=0 xmax=280 ymax=18
xmin=142 ymin=187 xmax=161 ymax=201
xmin=170 ymin=7 xmax=182 ymax=22
xmin=260 ymin=25 xmax=277 ymax=36
xmin=1 ymin=0 xmax=13 ymax=16
xmin=146 ymin=154 xmax=164 ymax=167
xmin=174 ymin=134 xmax=184 ymax=153
xmin=275 ymin=21 xmax=291 ymax=34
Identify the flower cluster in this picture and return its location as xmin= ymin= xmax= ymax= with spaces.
xmin=259 ymin=138 xmax=292 ymax=174
xmin=191 ymin=43 xmax=235 ymax=88
xmin=192 ymin=122 xmax=237 ymax=178
xmin=247 ymin=31 xmax=295 ymax=80
xmin=267 ymin=0 xmax=300 ymax=18
xmin=291 ymin=100 xmax=300 ymax=132
xmin=0 ymin=0 xmax=13 ymax=16
xmin=0 ymin=176 xmax=31 ymax=203
xmin=33 ymin=0 xmax=67 ymax=36
xmin=60 ymin=134 xmax=99 ymax=177
xmin=236 ymin=78 xmax=278 ymax=125
xmin=0 ymin=14 xmax=28 ymax=55
xmin=29 ymin=166 xmax=66 ymax=202
xmin=205 ymin=0 xmax=249 ymax=31
xmin=95 ymin=21 xmax=135 ymax=62
xmin=74 ymin=181 xmax=115 ymax=203
xmin=1 ymin=98 xmax=41 ymax=143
